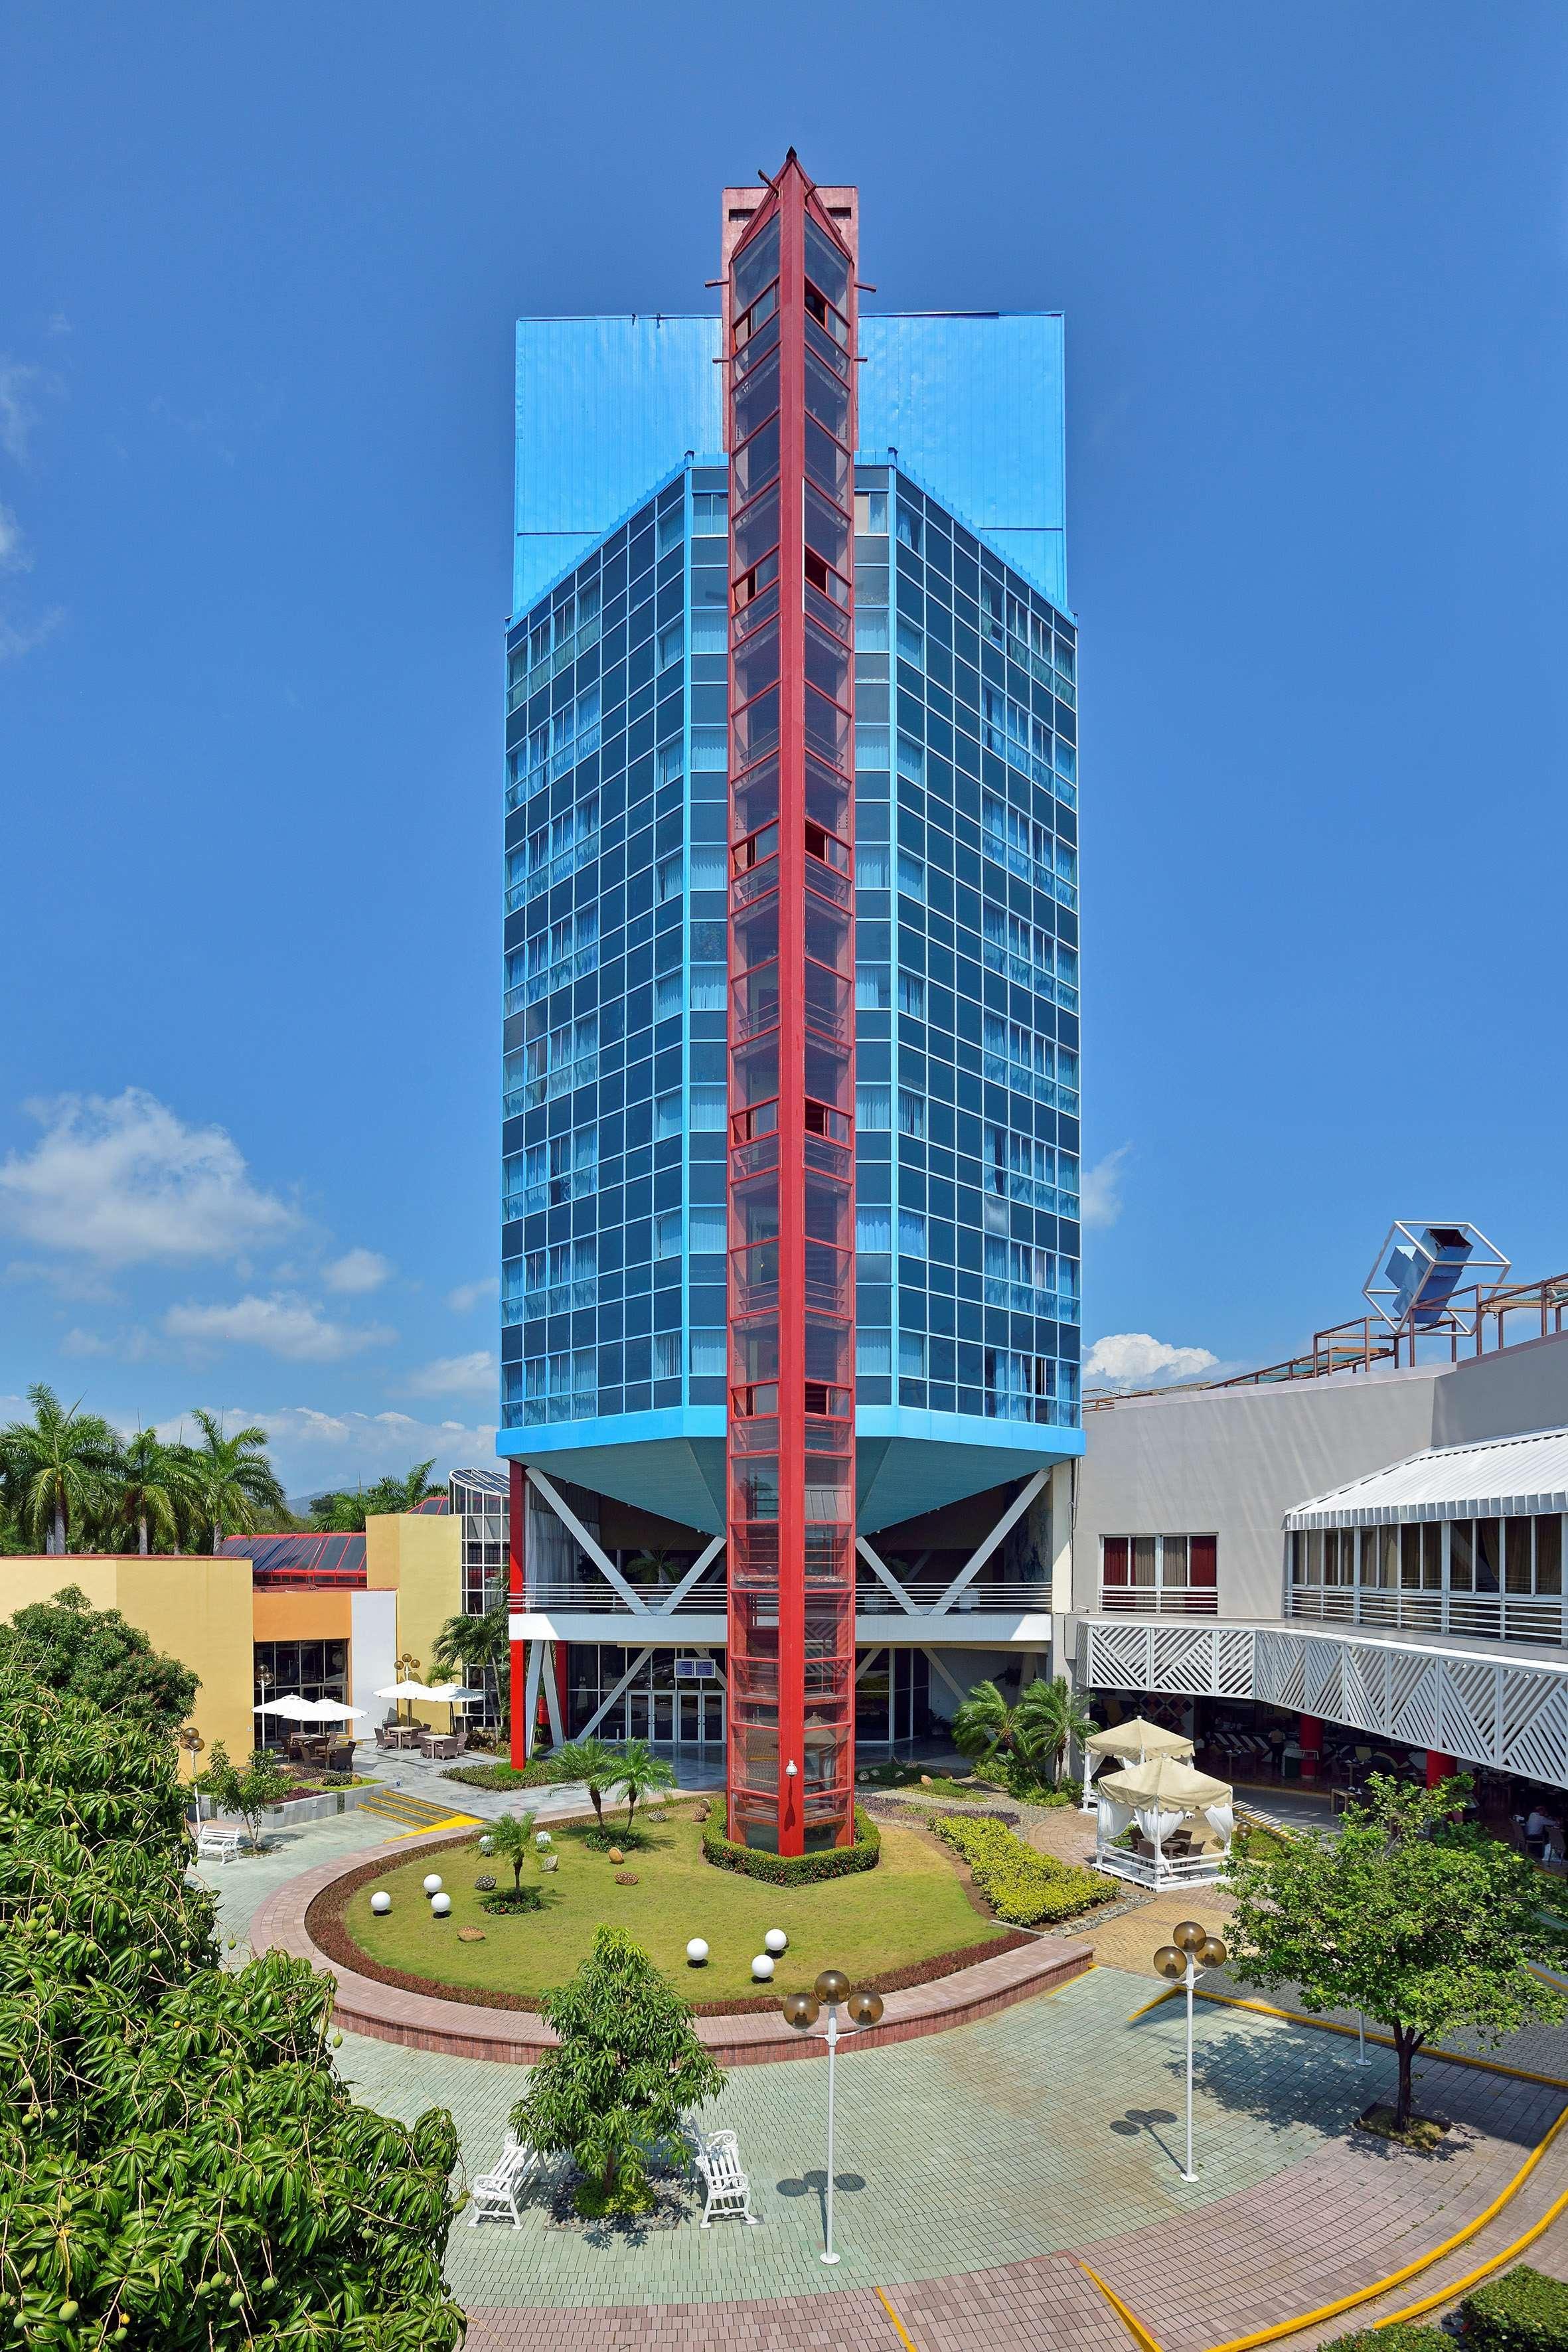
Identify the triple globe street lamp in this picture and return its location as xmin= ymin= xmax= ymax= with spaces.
xmin=782 ymin=1968 xmax=885 ymax=2264
xmin=1152 ymin=1919 xmax=1228 ymax=2183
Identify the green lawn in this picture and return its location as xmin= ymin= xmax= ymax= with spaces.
xmin=345 ymin=1810 xmax=1008 ymax=2002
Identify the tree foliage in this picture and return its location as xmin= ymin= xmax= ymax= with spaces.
xmin=611 ymin=1737 xmax=676 ymax=1828
xmin=184 ymin=1410 xmax=289 ymax=1552
xmin=550 ymin=1737 xmax=619 ymax=1826
xmin=0 ymin=1665 xmax=463 ymax=2348
xmin=951 ymin=1674 xmax=1095 ymax=1788
xmin=192 ymin=1739 xmax=293 ymax=1851
xmin=0 ymin=1385 xmax=121 ymax=1555
xmin=309 ymin=1462 xmax=442 ymax=1531
xmin=110 ymin=1429 xmax=197 ymax=1556
xmin=1227 ymin=1774 xmax=1568 ymax=2124
xmin=486 ymin=1809 xmax=538 ymax=1892
xmin=512 ymin=1926 xmax=724 ymax=2216
xmin=431 ymin=1599 xmax=510 ymax=1729
xmin=0 ymin=1585 xmax=198 ymax=1729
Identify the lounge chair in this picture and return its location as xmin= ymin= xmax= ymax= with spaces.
xmin=467 ymin=2134 xmax=543 ymax=2229
xmin=692 ymin=2128 xmax=759 ymax=2227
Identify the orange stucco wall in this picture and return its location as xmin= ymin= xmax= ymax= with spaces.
xmin=250 ymin=1587 xmax=354 ymax=1644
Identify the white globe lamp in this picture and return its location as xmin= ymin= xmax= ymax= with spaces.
xmin=430 ymin=1892 xmax=452 ymax=1918
xmin=751 ymin=1953 xmax=775 ymax=1982
xmin=422 ymin=1873 xmax=443 ymax=1896
xmin=370 ymin=1891 xmax=391 ymax=1916
xmin=685 ymin=1938 xmax=710 ymax=1966
xmin=764 ymin=1928 xmax=788 ymax=1956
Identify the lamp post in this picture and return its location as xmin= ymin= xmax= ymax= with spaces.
xmin=782 ymin=1968 xmax=886 ymax=2264
xmin=396 ymin=1651 xmax=421 ymax=1728
xmin=1152 ymin=1919 xmax=1228 ymax=2183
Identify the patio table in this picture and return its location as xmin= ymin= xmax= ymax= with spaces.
xmin=420 ymin=1732 xmax=459 ymax=1761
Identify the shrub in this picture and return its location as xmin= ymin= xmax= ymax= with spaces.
xmin=1318 ymin=2327 xmax=1449 ymax=2352
xmin=573 ymin=1822 xmax=653 ymax=1853
xmin=702 ymin=1805 xmax=881 ymax=1885
xmin=1462 ymin=2264 xmax=1568 ymax=2349
xmin=926 ymin=1811 xmax=1106 ymax=1925
xmin=480 ymin=1886 xmax=546 ymax=1915
xmin=443 ymin=1757 xmax=573 ymax=1790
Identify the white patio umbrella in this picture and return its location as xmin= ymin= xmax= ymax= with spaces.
xmin=374 ymin=1677 xmax=463 ymax=1729
xmin=253 ymin=1693 xmax=325 ymax=1721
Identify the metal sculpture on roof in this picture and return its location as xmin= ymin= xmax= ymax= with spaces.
xmin=1362 ymin=1221 xmax=1510 ymax=1338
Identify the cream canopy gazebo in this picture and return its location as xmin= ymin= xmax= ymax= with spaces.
xmin=1093 ymin=1753 xmax=1235 ymax=1887
xmin=1080 ymin=1714 xmax=1195 ymax=1811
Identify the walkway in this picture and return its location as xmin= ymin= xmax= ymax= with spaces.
xmin=196 ymin=1804 xmax=1568 ymax=2352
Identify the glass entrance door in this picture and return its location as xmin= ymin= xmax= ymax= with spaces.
xmin=677 ymin=1688 xmax=726 ymax=1746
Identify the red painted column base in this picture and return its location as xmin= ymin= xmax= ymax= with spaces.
xmin=1425 ymin=1748 xmax=1457 ymax=1788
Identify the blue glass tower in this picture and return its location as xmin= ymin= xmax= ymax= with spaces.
xmin=498 ymin=169 xmax=1083 ymax=1768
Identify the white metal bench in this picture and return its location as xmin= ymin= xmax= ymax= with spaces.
xmin=467 ymin=2134 xmax=543 ymax=2228
xmin=195 ymin=1822 xmax=244 ymax=1864
xmin=693 ymin=2127 xmax=759 ymax=2227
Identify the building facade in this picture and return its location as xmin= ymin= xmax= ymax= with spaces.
xmin=497 ymin=159 xmax=1085 ymax=1842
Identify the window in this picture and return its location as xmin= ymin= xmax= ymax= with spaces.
xmin=899 ymin=1332 xmax=927 ymax=1378
xmin=688 ymin=1205 xmax=725 ymax=1253
xmin=856 ymin=965 xmax=890 ymax=1009
xmin=897 ymin=1089 xmax=926 ymax=1138
xmin=653 ymin=1332 xmax=681 ymax=1381
xmin=654 ymin=1212 xmax=682 ymax=1258
xmin=897 ymin=973 xmax=926 ymax=1019
xmin=855 ymin=1205 xmax=892 ymax=1253
xmin=898 ymin=1209 xmax=927 ymax=1258
xmin=688 ymin=1330 xmax=724 ymax=1376
xmin=1101 ymin=1535 xmax=1216 ymax=1613
xmin=856 ymin=1330 xmax=891 ymax=1376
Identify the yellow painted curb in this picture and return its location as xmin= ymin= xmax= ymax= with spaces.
xmin=1202 ymin=2104 xmax=1568 ymax=2352
xmin=1378 ymin=2179 xmax=1568 ymax=2327
xmin=388 ymin=1812 xmax=483 ymax=1838
xmin=1078 ymin=2259 xmax=1165 ymax=2352
xmin=1127 ymin=1986 xmax=1181 ymax=2023
xmin=874 ymin=2284 xmax=921 ymax=2351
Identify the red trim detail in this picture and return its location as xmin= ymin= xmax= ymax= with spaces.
xmin=508 ymin=1462 xmax=526 ymax=1770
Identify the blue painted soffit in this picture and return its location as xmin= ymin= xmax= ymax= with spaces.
xmin=497 ymin=1410 xmax=1079 ymax=1539
xmin=513 ymin=311 xmax=1067 ymax=613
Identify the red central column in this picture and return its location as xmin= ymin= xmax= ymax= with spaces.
xmin=508 ymin=1460 xmax=527 ymax=1768
xmin=723 ymin=159 xmax=858 ymax=1852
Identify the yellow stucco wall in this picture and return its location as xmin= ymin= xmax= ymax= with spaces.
xmin=364 ymin=1513 xmax=463 ymax=1727
xmin=0 ymin=1556 xmax=255 ymax=1776
xmin=250 ymin=1587 xmax=353 ymax=1644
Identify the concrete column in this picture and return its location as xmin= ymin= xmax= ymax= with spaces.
xmin=1425 ymin=1748 xmax=1456 ymax=1788
xmin=1298 ymin=1711 xmax=1322 ymax=1783
xmin=1048 ymin=1460 xmax=1075 ymax=1615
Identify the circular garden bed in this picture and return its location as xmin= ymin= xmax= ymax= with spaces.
xmin=309 ymin=1808 xmax=1027 ymax=2014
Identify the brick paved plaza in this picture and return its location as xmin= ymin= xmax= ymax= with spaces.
xmin=200 ymin=1803 xmax=1568 ymax=2352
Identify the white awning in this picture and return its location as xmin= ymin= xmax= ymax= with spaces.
xmin=1287 ymin=1426 xmax=1568 ymax=1531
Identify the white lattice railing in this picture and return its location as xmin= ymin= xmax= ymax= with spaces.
xmin=1077 ymin=1615 xmax=1568 ymax=1792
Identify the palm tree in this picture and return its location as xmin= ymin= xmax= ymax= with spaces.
xmin=387 ymin=1457 xmax=441 ymax=1511
xmin=113 ymin=1427 xmax=197 ymax=1555
xmin=1014 ymin=1675 xmax=1097 ymax=1789
xmin=609 ymin=1737 xmax=676 ymax=1829
xmin=0 ymin=1384 xmax=121 ymax=1554
xmin=431 ymin=1598 xmax=511 ymax=1734
xmin=551 ymin=1736 xmax=619 ymax=1827
xmin=183 ymin=1409 xmax=287 ymax=1552
xmin=487 ymin=1809 xmax=538 ymax=1892
xmin=951 ymin=1678 xmax=1034 ymax=1775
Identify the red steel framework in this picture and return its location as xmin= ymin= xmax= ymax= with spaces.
xmin=723 ymin=156 xmax=859 ymax=1851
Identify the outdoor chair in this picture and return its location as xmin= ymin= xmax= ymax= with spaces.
xmin=467 ymin=2134 xmax=543 ymax=2229
xmin=325 ymin=1741 xmax=355 ymax=1775
xmin=692 ymin=2128 xmax=759 ymax=2227
xmin=195 ymin=1821 xmax=244 ymax=1865
xmin=373 ymin=1725 xmax=391 ymax=1749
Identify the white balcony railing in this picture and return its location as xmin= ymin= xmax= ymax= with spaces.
xmin=1287 ymin=1587 xmax=1568 ymax=1646
xmin=1098 ymin=1587 xmax=1219 ymax=1618
xmin=520 ymin=1580 xmax=1052 ymax=1620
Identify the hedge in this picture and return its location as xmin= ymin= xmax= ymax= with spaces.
xmin=702 ymin=1804 xmax=881 ymax=1885
xmin=926 ymin=1811 xmax=1106 ymax=1926
xmin=1317 ymin=2327 xmax=1450 ymax=2352
xmin=1462 ymin=2264 xmax=1568 ymax=2349
xmin=442 ymin=1757 xmax=576 ymax=1790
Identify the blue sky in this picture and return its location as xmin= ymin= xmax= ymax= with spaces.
xmin=2 ymin=4 xmax=1565 ymax=1488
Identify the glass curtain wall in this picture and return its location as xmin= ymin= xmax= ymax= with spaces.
xmin=725 ymin=162 xmax=859 ymax=1851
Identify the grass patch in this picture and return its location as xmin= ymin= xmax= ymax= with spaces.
xmin=1462 ymin=2262 xmax=1568 ymax=2347
xmin=1353 ymin=2104 xmax=1449 ymax=2154
xmin=341 ymin=1809 xmax=1008 ymax=2003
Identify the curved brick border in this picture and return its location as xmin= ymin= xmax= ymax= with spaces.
xmin=248 ymin=1823 xmax=1093 ymax=2065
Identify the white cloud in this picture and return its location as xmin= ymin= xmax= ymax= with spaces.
xmin=60 ymin=1327 xmax=112 ymax=1357
xmin=403 ymin=1350 xmax=497 ymax=1399
xmin=447 ymin=1275 xmax=500 ymax=1313
xmin=165 ymin=1403 xmax=498 ymax=1490
xmin=0 ymin=1089 xmax=297 ymax=1266
xmin=323 ymin=1247 xmax=392 ymax=1294
xmin=163 ymin=1294 xmax=394 ymax=1363
xmin=1080 ymin=1146 xmax=1129 ymax=1230
xmin=0 ymin=360 xmax=52 ymax=464
xmin=0 ymin=605 xmax=64 ymax=663
xmin=0 ymin=504 xmax=31 ymax=572
xmin=1084 ymin=1332 xmax=1219 ymax=1390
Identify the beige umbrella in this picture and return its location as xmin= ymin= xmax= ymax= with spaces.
xmin=1096 ymin=1753 xmax=1231 ymax=1810
xmin=1084 ymin=1715 xmax=1195 ymax=1762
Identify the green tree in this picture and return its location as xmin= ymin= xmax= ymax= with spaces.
xmin=310 ymin=1460 xmax=442 ymax=1531
xmin=512 ymin=1926 xmax=724 ymax=2216
xmin=609 ymin=1736 xmax=676 ymax=1828
xmin=551 ymin=1735 xmax=619 ymax=1826
xmin=431 ymin=1597 xmax=510 ymax=1733
xmin=0 ymin=1381 xmax=120 ymax=1553
xmin=487 ymin=1808 xmax=539 ymax=1891
xmin=183 ymin=1408 xmax=287 ymax=1551
xmin=0 ymin=1584 xmax=197 ymax=1729
xmin=192 ymin=1738 xmax=293 ymax=1850
xmin=1227 ymin=1774 xmax=1568 ymax=2127
xmin=0 ymin=1666 xmax=462 ymax=2347
xmin=1012 ymin=1674 xmax=1097 ymax=1788
xmin=112 ymin=1426 xmax=198 ymax=1555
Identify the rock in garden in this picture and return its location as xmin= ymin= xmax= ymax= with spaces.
xmin=615 ymin=1871 xmax=639 ymax=1885
xmin=608 ymin=1847 xmax=624 ymax=1863
xmin=457 ymin=1927 xmax=486 ymax=1943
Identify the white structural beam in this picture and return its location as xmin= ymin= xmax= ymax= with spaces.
xmin=921 ymin=1645 xmax=973 ymax=1711
xmin=541 ymin=1641 xmax=565 ymax=1745
xmin=521 ymin=1639 xmax=544 ymax=1761
xmin=530 ymin=1469 xmax=650 ymax=1616
xmin=933 ymin=1470 xmax=1049 ymax=1616
xmin=856 ymin=1535 xmax=921 ymax=1614
xmin=1048 ymin=1460 xmax=1075 ymax=1616
xmin=854 ymin=1645 xmax=885 ymax=1682
xmin=574 ymin=1644 xmax=657 ymax=1741
xmin=653 ymin=1534 xmax=726 ymax=1617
